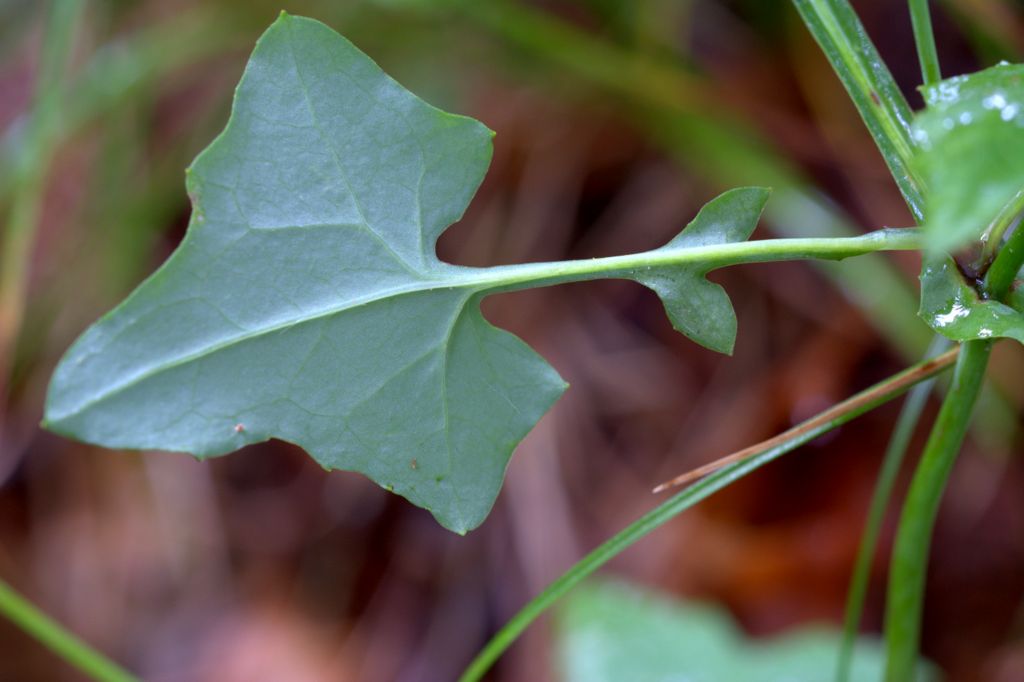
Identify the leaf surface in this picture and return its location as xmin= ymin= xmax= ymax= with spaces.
xmin=919 ymin=256 xmax=1024 ymax=344
xmin=44 ymin=14 xmax=767 ymax=532
xmin=556 ymin=580 xmax=935 ymax=682
xmin=914 ymin=63 xmax=1024 ymax=252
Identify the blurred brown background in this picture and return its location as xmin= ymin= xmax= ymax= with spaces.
xmin=1 ymin=1 xmax=1024 ymax=680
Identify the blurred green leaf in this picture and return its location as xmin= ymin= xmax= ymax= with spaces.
xmin=919 ymin=255 xmax=1024 ymax=343
xmin=914 ymin=63 xmax=1024 ymax=252
xmin=44 ymin=14 xmax=784 ymax=533
xmin=556 ymin=580 xmax=935 ymax=682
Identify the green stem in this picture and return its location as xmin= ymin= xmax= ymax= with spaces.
xmin=909 ymin=0 xmax=942 ymax=87
xmin=460 ymin=352 xmax=957 ymax=682
xmin=883 ymin=340 xmax=991 ymax=681
xmin=453 ymin=0 xmax=934 ymax=362
xmin=0 ymin=577 xmax=138 ymax=682
xmin=836 ymin=337 xmax=950 ymax=682
xmin=462 ymin=228 xmax=923 ymax=291
xmin=982 ymin=202 xmax=1024 ymax=300
xmin=979 ymin=187 xmax=1024 ymax=265
xmin=792 ymin=0 xmax=925 ymax=221
xmin=882 ymin=93 xmax=1024 ymax=680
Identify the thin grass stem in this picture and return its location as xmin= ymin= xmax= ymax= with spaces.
xmin=909 ymin=0 xmax=942 ymax=87
xmin=0 ymin=577 xmax=138 ymax=682
xmin=883 ymin=340 xmax=991 ymax=680
xmin=836 ymin=337 xmax=950 ymax=682
xmin=460 ymin=352 xmax=958 ymax=682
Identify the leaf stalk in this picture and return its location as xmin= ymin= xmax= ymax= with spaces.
xmin=465 ymin=228 xmax=923 ymax=292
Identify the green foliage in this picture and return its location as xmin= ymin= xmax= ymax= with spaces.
xmin=919 ymin=256 xmax=1024 ymax=343
xmin=43 ymin=13 xmax=779 ymax=533
xmin=28 ymin=3 xmax=1024 ymax=680
xmin=633 ymin=187 xmax=767 ymax=354
xmin=459 ymin=350 xmax=955 ymax=682
xmin=556 ymin=580 xmax=934 ymax=682
xmin=914 ymin=63 xmax=1024 ymax=252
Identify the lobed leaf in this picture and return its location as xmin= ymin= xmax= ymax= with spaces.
xmin=635 ymin=186 xmax=765 ymax=354
xmin=43 ymin=14 xmax=767 ymax=533
xmin=914 ymin=63 xmax=1024 ymax=252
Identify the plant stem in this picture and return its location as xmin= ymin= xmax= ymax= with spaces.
xmin=836 ymin=337 xmax=950 ymax=682
xmin=982 ymin=202 xmax=1024 ymax=300
xmin=465 ymin=228 xmax=923 ymax=291
xmin=909 ymin=0 xmax=942 ymax=87
xmin=792 ymin=0 xmax=925 ymax=221
xmin=0 ymin=577 xmax=138 ymax=682
xmin=883 ymin=340 xmax=991 ymax=681
xmin=459 ymin=353 xmax=958 ymax=682
xmin=453 ymin=0 xmax=933 ymax=362
xmin=881 ymin=52 xmax=1024 ymax=677
xmin=979 ymin=188 xmax=1024 ymax=265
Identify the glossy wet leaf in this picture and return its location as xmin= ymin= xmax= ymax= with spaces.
xmin=919 ymin=256 xmax=1024 ymax=343
xmin=44 ymin=13 xmax=768 ymax=533
xmin=556 ymin=580 xmax=935 ymax=682
xmin=914 ymin=63 xmax=1024 ymax=252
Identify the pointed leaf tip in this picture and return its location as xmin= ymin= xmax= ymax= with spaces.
xmin=664 ymin=186 xmax=771 ymax=249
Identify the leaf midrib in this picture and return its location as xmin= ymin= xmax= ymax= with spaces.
xmin=49 ymin=272 xmax=478 ymax=422
xmin=52 ymin=228 xmax=922 ymax=421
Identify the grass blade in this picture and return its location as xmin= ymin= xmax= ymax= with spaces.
xmin=0 ymin=577 xmax=138 ymax=682
xmin=836 ymin=337 xmax=950 ymax=682
xmin=792 ymin=0 xmax=926 ymax=221
xmin=883 ymin=340 xmax=991 ymax=680
xmin=459 ymin=353 xmax=958 ymax=682
xmin=910 ymin=0 xmax=943 ymax=86
xmin=653 ymin=346 xmax=957 ymax=492
xmin=883 ymin=140 xmax=1024 ymax=679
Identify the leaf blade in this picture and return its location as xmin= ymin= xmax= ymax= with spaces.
xmin=637 ymin=186 xmax=769 ymax=354
xmin=44 ymin=13 xmax=539 ymax=533
xmin=45 ymin=15 xmax=771 ymax=533
xmin=919 ymin=255 xmax=1024 ymax=344
xmin=914 ymin=63 xmax=1024 ymax=252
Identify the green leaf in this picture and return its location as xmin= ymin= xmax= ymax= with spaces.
xmin=919 ymin=255 xmax=1024 ymax=343
xmin=556 ymin=580 xmax=936 ymax=682
xmin=635 ymin=186 xmax=765 ymax=354
xmin=43 ymin=13 xmax=772 ymax=533
xmin=914 ymin=63 xmax=1024 ymax=252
